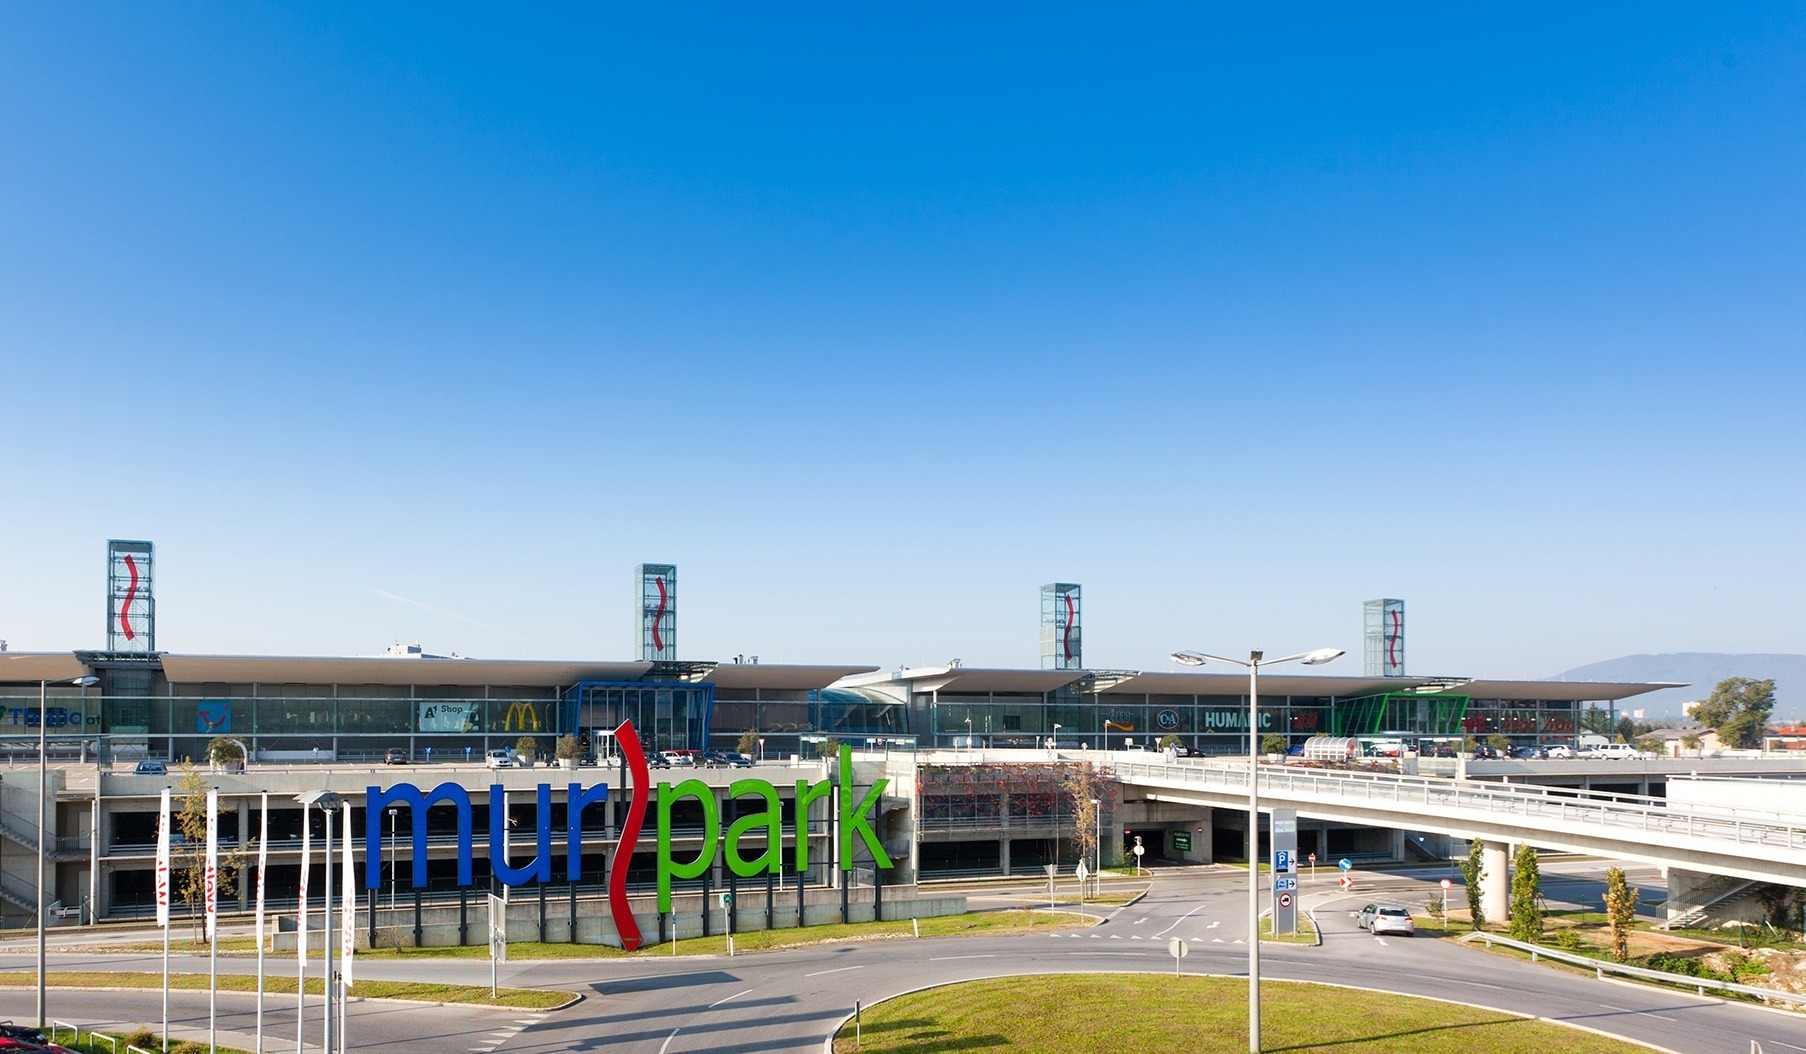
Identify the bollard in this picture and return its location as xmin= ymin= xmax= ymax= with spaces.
xmin=855 ymin=1000 xmax=862 ymax=1049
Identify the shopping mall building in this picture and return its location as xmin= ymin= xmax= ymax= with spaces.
xmin=0 ymin=546 xmax=1672 ymax=925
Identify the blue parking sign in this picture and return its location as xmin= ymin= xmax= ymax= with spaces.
xmin=1273 ymin=849 xmax=1291 ymax=872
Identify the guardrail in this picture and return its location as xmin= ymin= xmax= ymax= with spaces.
xmin=1111 ymin=759 xmax=1806 ymax=852
xmin=1460 ymin=931 xmax=1806 ymax=1005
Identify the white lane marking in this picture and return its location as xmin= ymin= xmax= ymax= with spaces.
xmin=929 ymin=954 xmax=997 ymax=961
xmin=1375 ymin=938 xmax=1389 ymax=946
xmin=512 ymin=1020 xmax=537 ymax=1026
xmin=1232 ymin=939 xmax=1244 ymax=944
xmin=658 ymin=1028 xmax=682 ymax=1054
xmin=805 ymin=965 xmax=865 ymax=977
xmin=1212 ymin=938 xmax=1224 ymax=943
xmin=1207 ymin=920 xmax=1220 ymax=929
xmin=1068 ymin=951 xmax=1150 ymax=956
xmin=1438 ymin=978 xmax=1504 ymax=990
xmin=1153 ymin=904 xmax=1207 ymax=938
xmin=1133 ymin=917 xmax=1148 ymax=925
xmin=708 ymin=989 xmax=754 ymax=1008
xmin=1598 ymin=1004 xmax=1679 ymax=1023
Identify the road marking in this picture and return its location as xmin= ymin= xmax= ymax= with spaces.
xmin=708 ymin=989 xmax=754 ymax=1008
xmin=805 ymin=965 xmax=865 ymax=977
xmin=1437 ymin=978 xmax=1504 ymax=990
xmin=1375 ymin=938 xmax=1388 ymax=946
xmin=1133 ymin=917 xmax=1148 ymax=925
xmin=1232 ymin=939 xmax=1244 ymax=944
xmin=658 ymin=1028 xmax=682 ymax=1054
xmin=1598 ymin=1004 xmax=1679 ymax=1022
xmin=1207 ymin=920 xmax=1220 ymax=929
xmin=1069 ymin=951 xmax=1150 ymax=956
xmin=1109 ymin=934 xmax=1123 ymax=940
xmin=512 ymin=1020 xmax=538 ymax=1026
xmin=930 ymin=954 xmax=997 ymax=961
xmin=1153 ymin=904 xmax=1206 ymax=938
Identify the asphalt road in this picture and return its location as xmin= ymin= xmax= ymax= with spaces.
xmin=5 ymin=865 xmax=1804 ymax=1054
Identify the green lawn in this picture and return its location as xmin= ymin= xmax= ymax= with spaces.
xmin=114 ymin=910 xmax=1092 ymax=961
xmin=1258 ymin=913 xmax=1317 ymax=944
xmin=832 ymin=975 xmax=1661 ymax=1052
xmin=0 ymin=971 xmax=569 ymax=1009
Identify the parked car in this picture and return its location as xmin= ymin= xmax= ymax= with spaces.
xmin=1545 ymin=744 xmax=1574 ymax=759
xmin=1367 ymin=904 xmax=1416 ymax=936
xmin=713 ymin=751 xmax=754 ymax=768
xmin=133 ymin=759 xmax=167 ymax=776
xmin=484 ymin=749 xmax=515 ymax=769
xmin=1508 ymin=745 xmax=1545 ymax=760
xmin=647 ymin=751 xmax=673 ymax=769
xmin=1586 ymin=743 xmax=1646 ymax=760
xmin=383 ymin=748 xmax=409 ymax=765
xmin=664 ymin=749 xmax=701 ymax=767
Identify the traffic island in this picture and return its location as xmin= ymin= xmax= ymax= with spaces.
xmin=831 ymin=975 xmax=1669 ymax=1053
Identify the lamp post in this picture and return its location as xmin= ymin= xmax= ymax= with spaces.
xmin=296 ymin=791 xmax=343 ymax=1054
xmin=38 ymin=674 xmax=98 ymax=1027
xmin=1089 ymin=797 xmax=1101 ymax=897
xmin=963 ymin=716 xmax=972 ymax=752
xmin=387 ymin=809 xmax=398 ymax=909
xmin=1172 ymin=646 xmax=1343 ymax=1053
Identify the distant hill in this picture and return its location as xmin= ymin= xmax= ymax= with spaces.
xmin=1550 ymin=653 xmax=1806 ymax=720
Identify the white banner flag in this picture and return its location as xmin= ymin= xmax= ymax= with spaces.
xmin=205 ymin=788 xmax=219 ymax=939
xmin=298 ymin=813 xmax=311 ymax=964
xmin=255 ymin=793 xmax=269 ymax=937
xmin=341 ymin=801 xmax=355 ymax=988
xmin=155 ymin=788 xmax=171 ymax=929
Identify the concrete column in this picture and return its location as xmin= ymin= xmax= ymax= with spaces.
xmin=1389 ymin=829 xmax=1407 ymax=863
xmin=237 ymin=797 xmax=251 ymax=909
xmin=1480 ymin=840 xmax=1510 ymax=924
xmin=999 ymin=837 xmax=1011 ymax=876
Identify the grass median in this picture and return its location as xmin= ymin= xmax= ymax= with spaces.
xmin=0 ymin=971 xmax=569 ymax=1009
xmin=99 ymin=910 xmax=1094 ymax=961
xmin=831 ymin=975 xmax=1663 ymax=1053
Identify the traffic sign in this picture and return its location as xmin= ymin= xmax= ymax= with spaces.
xmin=1440 ymin=878 xmax=1453 ymax=891
xmin=1338 ymin=875 xmax=1354 ymax=890
xmin=1337 ymin=858 xmax=1352 ymax=871
xmin=1275 ymin=876 xmax=1297 ymax=892
xmin=721 ymin=892 xmax=734 ymax=907
xmin=1076 ymin=861 xmax=1089 ymax=881
xmin=1132 ymin=844 xmax=1145 ymax=857
xmin=1168 ymin=937 xmax=1188 ymax=959
xmin=1273 ymin=849 xmax=1292 ymax=872
xmin=1308 ymin=852 xmax=1317 ymax=864
xmin=1277 ymin=892 xmax=1293 ymax=909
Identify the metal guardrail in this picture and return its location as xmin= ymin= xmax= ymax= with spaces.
xmin=1460 ymin=931 xmax=1806 ymax=1005
xmin=1110 ymin=760 xmax=1806 ymax=852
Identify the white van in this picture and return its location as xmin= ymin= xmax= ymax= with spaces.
xmin=1587 ymin=743 xmax=1644 ymax=760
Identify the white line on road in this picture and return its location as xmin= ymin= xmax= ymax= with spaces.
xmin=929 ymin=954 xmax=997 ymax=961
xmin=805 ymin=965 xmax=866 ymax=977
xmin=1068 ymin=951 xmax=1150 ymax=956
xmin=658 ymin=1027 xmax=682 ymax=1054
xmin=708 ymin=989 xmax=754 ymax=1008
xmin=1375 ymin=938 xmax=1388 ymax=946
xmin=1598 ymin=1004 xmax=1679 ymax=1022
xmin=1153 ymin=904 xmax=1207 ymax=938
xmin=1436 ymin=978 xmax=1504 ymax=990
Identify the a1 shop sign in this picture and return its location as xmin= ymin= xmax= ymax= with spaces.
xmin=364 ymin=720 xmax=892 ymax=951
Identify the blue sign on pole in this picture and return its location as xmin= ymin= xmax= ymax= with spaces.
xmin=1273 ymin=849 xmax=1292 ymax=872
xmin=1337 ymin=858 xmax=1352 ymax=871
xmin=1275 ymin=876 xmax=1297 ymax=892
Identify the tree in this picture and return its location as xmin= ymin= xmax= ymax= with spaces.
xmin=1259 ymin=734 xmax=1288 ymax=756
xmin=173 ymin=763 xmax=250 ymax=943
xmin=1692 ymin=678 xmax=1776 ymax=749
xmin=514 ymin=735 xmax=540 ymax=759
xmin=1603 ymin=866 xmax=1639 ymax=961
xmin=1058 ymin=762 xmax=1115 ymax=872
xmin=1509 ymin=844 xmax=1543 ymax=943
xmin=1485 ymin=734 xmax=1510 ymax=752
xmin=1634 ymin=733 xmax=1665 ymax=757
xmin=1680 ymin=732 xmax=1701 ymax=756
xmin=1457 ymin=839 xmax=1486 ymax=930
xmin=554 ymin=734 xmax=579 ymax=761
xmin=1580 ymin=707 xmax=1614 ymax=735
xmin=737 ymin=728 xmax=759 ymax=755
xmin=206 ymin=736 xmax=245 ymax=767
xmin=1157 ymin=733 xmax=1181 ymax=751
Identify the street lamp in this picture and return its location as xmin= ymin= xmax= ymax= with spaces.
xmin=387 ymin=809 xmax=399 ymax=909
xmin=1089 ymin=797 xmax=1101 ymax=897
xmin=38 ymin=673 xmax=98 ymax=1027
xmin=1171 ymin=646 xmax=1342 ymax=1054
xmin=296 ymin=790 xmax=343 ymax=1054
xmin=963 ymin=716 xmax=972 ymax=752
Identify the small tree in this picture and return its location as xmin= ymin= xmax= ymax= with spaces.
xmin=554 ymin=734 xmax=579 ymax=761
xmin=1058 ymin=762 xmax=1116 ymax=873
xmin=1604 ymin=866 xmax=1639 ymax=961
xmin=1509 ymin=844 xmax=1543 ymax=943
xmin=1259 ymin=734 xmax=1288 ymax=756
xmin=1693 ymin=677 xmax=1777 ymax=750
xmin=514 ymin=735 xmax=539 ymax=759
xmin=1485 ymin=733 xmax=1510 ymax=753
xmin=173 ymin=763 xmax=250 ymax=943
xmin=815 ymin=736 xmax=841 ymax=760
xmin=1680 ymin=732 xmax=1701 ymax=756
xmin=737 ymin=728 xmax=759 ymax=755
xmin=1634 ymin=733 xmax=1665 ymax=757
xmin=1158 ymin=733 xmax=1181 ymax=751
xmin=1457 ymin=839 xmax=1486 ymax=930
xmin=206 ymin=736 xmax=244 ymax=767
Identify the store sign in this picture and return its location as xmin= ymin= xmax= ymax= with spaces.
xmin=365 ymin=720 xmax=892 ymax=951
xmin=2 ymin=706 xmax=98 ymax=728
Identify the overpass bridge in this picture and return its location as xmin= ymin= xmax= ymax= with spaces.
xmin=1109 ymin=757 xmax=1806 ymax=918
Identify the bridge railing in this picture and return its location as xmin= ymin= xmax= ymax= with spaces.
xmin=1110 ymin=760 xmax=1806 ymax=852
xmin=1460 ymin=931 xmax=1806 ymax=1005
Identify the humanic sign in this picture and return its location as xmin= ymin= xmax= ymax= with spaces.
xmin=365 ymin=720 xmax=891 ymax=950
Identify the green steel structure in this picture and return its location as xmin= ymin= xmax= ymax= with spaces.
xmin=1331 ymin=692 xmax=1471 ymax=737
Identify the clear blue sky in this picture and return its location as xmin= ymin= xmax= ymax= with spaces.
xmin=3 ymin=4 xmax=1802 ymax=679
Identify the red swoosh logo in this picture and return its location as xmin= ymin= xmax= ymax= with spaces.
xmin=651 ymin=577 xmax=668 ymax=653
xmin=120 ymin=555 xmax=139 ymax=641
xmin=609 ymin=720 xmax=649 ymax=950
xmin=1388 ymin=609 xmax=1401 ymax=668
xmin=1062 ymin=593 xmax=1075 ymax=662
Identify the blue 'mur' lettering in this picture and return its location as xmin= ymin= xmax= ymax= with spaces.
xmin=491 ymin=783 xmax=553 ymax=886
xmin=365 ymin=782 xmax=473 ymax=889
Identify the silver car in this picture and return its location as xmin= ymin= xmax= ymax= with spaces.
xmin=1367 ymin=904 xmax=1415 ymax=936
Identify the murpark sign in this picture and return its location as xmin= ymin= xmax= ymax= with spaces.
xmin=364 ymin=720 xmax=891 ymax=950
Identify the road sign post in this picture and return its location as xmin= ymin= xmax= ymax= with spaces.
xmin=487 ymin=893 xmax=506 ymax=997
xmin=1271 ymin=810 xmax=1298 ymax=935
xmin=1168 ymin=937 xmax=1189 ymax=975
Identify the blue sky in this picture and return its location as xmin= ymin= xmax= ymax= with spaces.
xmin=3 ymin=4 xmax=1802 ymax=679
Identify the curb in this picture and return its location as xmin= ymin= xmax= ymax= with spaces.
xmin=0 ymin=982 xmax=580 ymax=1013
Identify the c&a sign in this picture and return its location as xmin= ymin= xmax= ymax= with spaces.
xmin=365 ymin=720 xmax=892 ymax=951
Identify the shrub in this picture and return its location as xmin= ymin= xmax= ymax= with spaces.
xmin=122 ymin=1028 xmax=158 ymax=1051
xmin=514 ymin=736 xmax=539 ymax=759
xmin=1259 ymin=734 xmax=1288 ymax=755
xmin=554 ymin=734 xmax=579 ymax=760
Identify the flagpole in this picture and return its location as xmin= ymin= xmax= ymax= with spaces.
xmin=156 ymin=788 xmax=171 ymax=1050
xmin=206 ymin=788 xmax=219 ymax=1054
xmin=256 ymin=792 xmax=269 ymax=1054
xmin=297 ymin=811 xmax=310 ymax=1054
